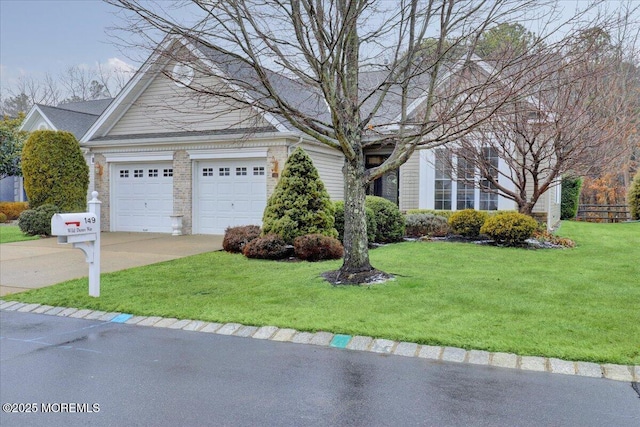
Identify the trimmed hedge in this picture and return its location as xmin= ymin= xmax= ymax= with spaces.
xmin=21 ymin=130 xmax=89 ymax=212
xmin=242 ymin=234 xmax=290 ymax=260
xmin=405 ymin=213 xmax=450 ymax=237
xmin=223 ymin=225 xmax=261 ymax=253
xmin=480 ymin=212 xmax=538 ymax=245
xmin=18 ymin=204 xmax=59 ymax=236
xmin=405 ymin=209 xmax=454 ymax=220
xmin=333 ymin=201 xmax=377 ymax=244
xmin=561 ymin=176 xmax=582 ymax=220
xmin=448 ymin=209 xmax=489 ymax=237
xmin=0 ymin=201 xmax=29 ymax=220
xmin=293 ymin=234 xmax=344 ymax=261
xmin=628 ymin=170 xmax=640 ymax=220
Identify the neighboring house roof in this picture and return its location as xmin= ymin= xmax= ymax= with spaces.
xmin=21 ymin=98 xmax=114 ymax=140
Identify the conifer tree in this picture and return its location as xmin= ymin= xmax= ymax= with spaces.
xmin=262 ymin=147 xmax=337 ymax=243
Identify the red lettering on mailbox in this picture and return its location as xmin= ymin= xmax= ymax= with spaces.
xmin=65 ymin=221 xmax=81 ymax=227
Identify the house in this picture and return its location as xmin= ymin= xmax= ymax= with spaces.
xmin=10 ymin=98 xmax=114 ymax=202
xmin=23 ymin=35 xmax=560 ymax=233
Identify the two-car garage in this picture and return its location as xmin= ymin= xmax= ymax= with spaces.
xmin=110 ymin=156 xmax=267 ymax=235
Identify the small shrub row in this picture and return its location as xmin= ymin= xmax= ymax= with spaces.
xmin=18 ymin=204 xmax=59 ymax=236
xmin=405 ymin=213 xmax=450 ymax=237
xmin=0 ymin=201 xmax=29 ymax=220
xmin=225 ymin=226 xmax=344 ymax=261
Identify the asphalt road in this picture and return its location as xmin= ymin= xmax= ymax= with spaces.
xmin=1 ymin=311 xmax=638 ymax=427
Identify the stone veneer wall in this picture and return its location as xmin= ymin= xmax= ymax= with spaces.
xmin=92 ymin=154 xmax=110 ymax=232
xmin=173 ymin=150 xmax=192 ymax=234
xmin=266 ymin=145 xmax=289 ymax=198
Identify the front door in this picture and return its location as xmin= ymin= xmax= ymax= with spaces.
xmin=365 ymin=155 xmax=399 ymax=205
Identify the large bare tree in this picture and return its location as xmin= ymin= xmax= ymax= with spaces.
xmin=449 ymin=17 xmax=639 ymax=215
xmin=106 ymin=0 xmax=611 ymax=282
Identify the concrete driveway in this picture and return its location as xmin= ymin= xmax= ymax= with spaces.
xmin=0 ymin=232 xmax=222 ymax=296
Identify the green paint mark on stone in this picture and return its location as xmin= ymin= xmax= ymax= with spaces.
xmin=330 ymin=334 xmax=351 ymax=348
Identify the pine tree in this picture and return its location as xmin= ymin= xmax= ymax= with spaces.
xmin=262 ymin=147 xmax=337 ymax=243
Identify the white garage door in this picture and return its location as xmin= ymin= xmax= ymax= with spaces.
xmin=195 ymin=159 xmax=267 ymax=234
xmin=113 ymin=163 xmax=173 ymax=232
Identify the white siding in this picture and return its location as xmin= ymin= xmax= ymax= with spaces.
xmin=108 ymin=67 xmax=269 ymax=136
xmin=305 ymin=147 xmax=345 ymax=201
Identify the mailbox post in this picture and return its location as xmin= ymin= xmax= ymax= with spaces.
xmin=51 ymin=191 xmax=102 ymax=297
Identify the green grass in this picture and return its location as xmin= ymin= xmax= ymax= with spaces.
xmin=0 ymin=226 xmax=39 ymax=244
xmin=7 ymin=221 xmax=639 ymax=365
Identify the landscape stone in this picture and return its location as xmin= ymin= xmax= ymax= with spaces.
xmin=394 ymin=342 xmax=418 ymax=357
xmin=217 ymin=323 xmax=243 ymax=335
xmin=254 ymin=326 xmax=279 ymax=340
xmin=467 ymin=350 xmax=490 ymax=365
xmin=520 ymin=356 xmax=546 ymax=372
xmin=17 ymin=303 xmax=41 ymax=313
xmin=418 ymin=346 xmax=442 ymax=360
xmin=549 ymin=358 xmax=575 ymax=375
xmin=442 ymin=347 xmax=467 ymax=363
xmin=271 ymin=328 xmax=297 ymax=342
xmin=371 ymin=339 xmax=395 ymax=354
xmin=291 ymin=332 xmax=314 ymax=344
xmin=491 ymin=352 xmax=518 ymax=369
xmin=346 ymin=336 xmax=372 ymax=351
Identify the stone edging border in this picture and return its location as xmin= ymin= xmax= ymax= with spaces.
xmin=1 ymin=299 xmax=638 ymax=383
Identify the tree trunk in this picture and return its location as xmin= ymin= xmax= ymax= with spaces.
xmin=340 ymin=153 xmax=373 ymax=277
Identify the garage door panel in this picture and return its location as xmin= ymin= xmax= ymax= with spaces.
xmin=113 ymin=162 xmax=173 ymax=233
xmin=196 ymin=159 xmax=267 ymax=234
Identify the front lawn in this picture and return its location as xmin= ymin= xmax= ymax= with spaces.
xmin=0 ymin=226 xmax=39 ymax=244
xmin=7 ymin=221 xmax=639 ymax=365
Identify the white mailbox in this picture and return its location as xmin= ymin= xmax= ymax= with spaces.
xmin=51 ymin=213 xmax=98 ymax=239
xmin=50 ymin=192 xmax=102 ymax=297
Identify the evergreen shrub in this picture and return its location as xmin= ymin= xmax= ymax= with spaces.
xmin=628 ymin=170 xmax=640 ymax=220
xmin=405 ymin=213 xmax=450 ymax=237
xmin=293 ymin=234 xmax=344 ymax=261
xmin=21 ymin=130 xmax=89 ymax=212
xmin=18 ymin=204 xmax=59 ymax=236
xmin=561 ymin=176 xmax=583 ymax=220
xmin=480 ymin=212 xmax=538 ymax=245
xmin=448 ymin=209 xmax=489 ymax=237
xmin=242 ymin=234 xmax=290 ymax=260
xmin=365 ymin=196 xmax=405 ymax=243
xmin=261 ymin=148 xmax=337 ymax=243
xmin=0 ymin=212 xmax=7 ymax=223
xmin=223 ymin=225 xmax=261 ymax=253
xmin=333 ymin=201 xmax=377 ymax=243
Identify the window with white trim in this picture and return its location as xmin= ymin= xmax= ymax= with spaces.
xmin=163 ymin=168 xmax=173 ymax=177
xmin=119 ymin=170 xmax=129 ymax=178
xmin=219 ymin=167 xmax=230 ymax=176
xmin=433 ymin=148 xmax=499 ymax=211
xmin=203 ymin=168 xmax=214 ymax=177
xmin=148 ymin=169 xmax=158 ymax=178
xmin=253 ymin=166 xmax=265 ymax=176
xmin=236 ymin=167 xmax=247 ymax=176
xmin=134 ymin=169 xmax=144 ymax=178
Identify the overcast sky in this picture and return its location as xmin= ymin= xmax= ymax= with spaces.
xmin=1 ymin=0 xmax=637 ymax=102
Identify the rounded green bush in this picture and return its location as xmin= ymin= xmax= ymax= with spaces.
xmin=628 ymin=170 xmax=640 ymax=220
xmin=262 ymin=147 xmax=337 ymax=243
xmin=0 ymin=212 xmax=7 ymax=223
xmin=365 ymin=196 xmax=405 ymax=243
xmin=405 ymin=213 xmax=450 ymax=237
xmin=333 ymin=201 xmax=377 ymax=244
xmin=18 ymin=204 xmax=60 ymax=236
xmin=480 ymin=212 xmax=538 ymax=245
xmin=21 ymin=130 xmax=89 ymax=212
xmin=448 ymin=209 xmax=489 ymax=237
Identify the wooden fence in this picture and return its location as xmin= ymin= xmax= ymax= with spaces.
xmin=576 ymin=205 xmax=630 ymax=223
